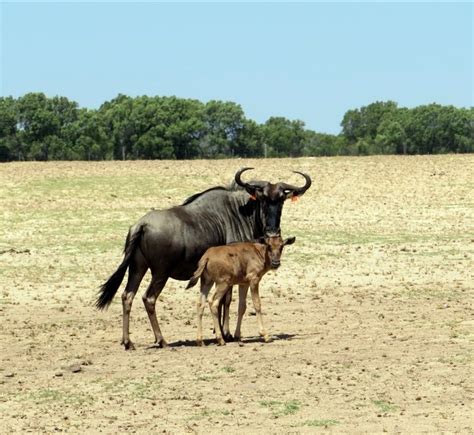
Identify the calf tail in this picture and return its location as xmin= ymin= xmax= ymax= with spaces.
xmin=95 ymin=225 xmax=144 ymax=310
xmin=186 ymin=257 xmax=208 ymax=289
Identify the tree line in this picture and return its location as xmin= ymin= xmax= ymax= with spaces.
xmin=0 ymin=93 xmax=472 ymax=161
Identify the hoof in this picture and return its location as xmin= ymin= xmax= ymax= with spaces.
xmin=196 ymin=339 xmax=204 ymax=347
xmin=216 ymin=338 xmax=226 ymax=346
xmin=263 ymin=335 xmax=273 ymax=343
xmin=223 ymin=333 xmax=234 ymax=342
xmin=148 ymin=339 xmax=168 ymax=349
xmin=121 ymin=340 xmax=135 ymax=350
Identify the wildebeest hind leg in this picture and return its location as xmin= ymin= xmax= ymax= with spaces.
xmin=121 ymin=255 xmax=148 ymax=350
xmin=197 ymin=279 xmax=213 ymax=346
xmin=234 ymin=284 xmax=249 ymax=342
xmin=143 ymin=276 xmax=169 ymax=348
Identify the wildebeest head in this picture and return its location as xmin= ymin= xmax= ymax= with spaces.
xmin=260 ymin=233 xmax=296 ymax=269
xmin=235 ymin=167 xmax=311 ymax=235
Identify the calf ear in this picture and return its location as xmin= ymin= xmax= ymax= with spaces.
xmin=284 ymin=236 xmax=296 ymax=246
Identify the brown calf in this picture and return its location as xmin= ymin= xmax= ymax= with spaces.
xmin=186 ymin=234 xmax=295 ymax=346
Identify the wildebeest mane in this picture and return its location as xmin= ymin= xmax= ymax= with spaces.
xmin=183 ymin=177 xmax=267 ymax=206
xmin=182 ymin=186 xmax=230 ymax=205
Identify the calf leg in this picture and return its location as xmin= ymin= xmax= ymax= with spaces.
xmin=143 ymin=276 xmax=169 ymax=348
xmin=196 ymin=280 xmax=213 ymax=346
xmin=250 ymin=282 xmax=271 ymax=343
xmin=234 ymin=284 xmax=249 ymax=341
xmin=222 ymin=287 xmax=233 ymax=341
xmin=209 ymin=283 xmax=231 ymax=346
xmin=121 ymin=254 xmax=148 ymax=350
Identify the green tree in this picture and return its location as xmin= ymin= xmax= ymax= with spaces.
xmin=99 ymin=94 xmax=136 ymax=160
xmin=0 ymin=97 xmax=18 ymax=161
xmin=200 ymin=100 xmax=246 ymax=158
xmin=341 ymin=101 xmax=398 ymax=144
xmin=61 ymin=109 xmax=112 ymax=160
xmin=375 ymin=119 xmax=407 ymax=154
xmin=234 ymin=119 xmax=264 ymax=157
xmin=304 ymin=131 xmax=343 ymax=156
xmin=160 ymin=97 xmax=205 ymax=159
xmin=263 ymin=117 xmax=306 ymax=157
xmin=14 ymin=93 xmax=79 ymax=160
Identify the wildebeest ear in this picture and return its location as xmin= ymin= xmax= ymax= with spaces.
xmin=284 ymin=236 xmax=296 ymax=246
xmin=280 ymin=172 xmax=312 ymax=199
xmin=283 ymin=189 xmax=295 ymax=200
xmin=247 ymin=186 xmax=264 ymax=200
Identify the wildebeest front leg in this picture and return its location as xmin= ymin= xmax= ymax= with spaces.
xmin=143 ymin=276 xmax=169 ymax=348
xmin=250 ymin=282 xmax=271 ymax=343
xmin=234 ymin=284 xmax=249 ymax=342
xmin=121 ymin=257 xmax=147 ymax=350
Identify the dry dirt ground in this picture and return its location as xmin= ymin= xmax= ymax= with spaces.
xmin=0 ymin=155 xmax=472 ymax=434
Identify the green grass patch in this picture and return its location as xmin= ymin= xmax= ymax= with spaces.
xmin=260 ymin=399 xmax=302 ymax=416
xmin=302 ymin=419 xmax=340 ymax=427
xmin=26 ymin=388 xmax=95 ymax=406
xmin=102 ymin=374 xmax=161 ymax=400
xmin=372 ymin=399 xmax=399 ymax=413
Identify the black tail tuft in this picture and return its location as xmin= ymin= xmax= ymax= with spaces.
xmin=186 ymin=275 xmax=199 ymax=290
xmin=95 ymin=225 xmax=144 ymax=310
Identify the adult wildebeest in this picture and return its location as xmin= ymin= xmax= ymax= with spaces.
xmin=187 ymin=233 xmax=296 ymax=346
xmin=96 ymin=167 xmax=311 ymax=349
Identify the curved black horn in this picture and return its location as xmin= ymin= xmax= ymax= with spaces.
xmin=281 ymin=171 xmax=312 ymax=196
xmin=235 ymin=167 xmax=254 ymax=189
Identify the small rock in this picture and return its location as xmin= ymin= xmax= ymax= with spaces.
xmin=54 ymin=372 xmax=63 ymax=377
xmin=69 ymin=365 xmax=82 ymax=373
xmin=4 ymin=372 xmax=15 ymax=378
xmin=225 ymin=397 xmax=232 ymax=404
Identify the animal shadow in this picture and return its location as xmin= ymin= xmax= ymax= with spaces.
xmin=164 ymin=332 xmax=297 ymax=348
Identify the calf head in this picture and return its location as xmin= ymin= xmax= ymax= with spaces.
xmin=261 ymin=233 xmax=296 ymax=269
xmin=235 ymin=167 xmax=311 ymax=236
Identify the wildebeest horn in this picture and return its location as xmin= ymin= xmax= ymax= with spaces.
xmin=234 ymin=167 xmax=266 ymax=191
xmin=281 ymin=171 xmax=312 ymax=196
xmin=235 ymin=167 xmax=254 ymax=189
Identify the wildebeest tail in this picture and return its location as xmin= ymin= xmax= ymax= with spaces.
xmin=95 ymin=225 xmax=144 ymax=310
xmin=186 ymin=257 xmax=208 ymax=289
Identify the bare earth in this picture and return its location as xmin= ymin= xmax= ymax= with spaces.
xmin=0 ymin=155 xmax=472 ymax=434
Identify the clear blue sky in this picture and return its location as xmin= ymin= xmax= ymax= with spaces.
xmin=1 ymin=1 xmax=472 ymax=134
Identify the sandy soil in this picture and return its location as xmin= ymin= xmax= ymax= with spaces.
xmin=0 ymin=155 xmax=472 ymax=434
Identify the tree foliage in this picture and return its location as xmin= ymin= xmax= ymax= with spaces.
xmin=0 ymin=93 xmax=472 ymax=161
